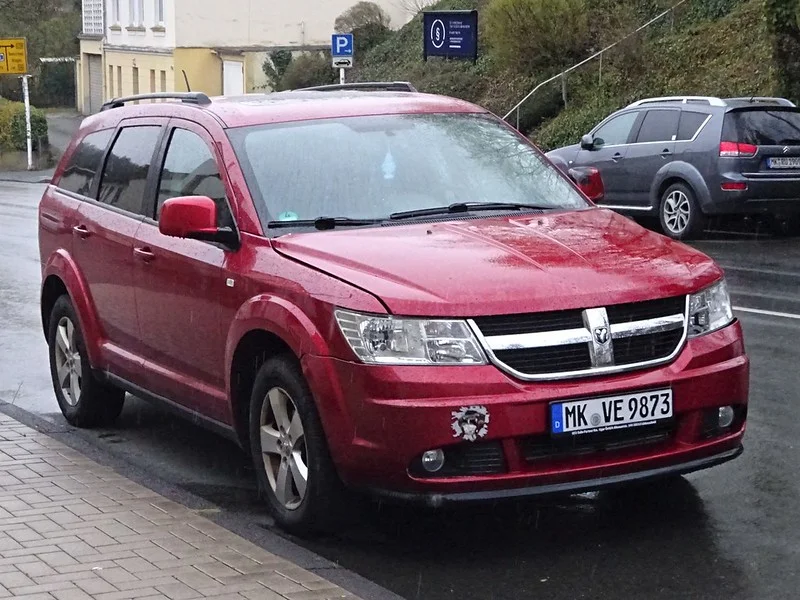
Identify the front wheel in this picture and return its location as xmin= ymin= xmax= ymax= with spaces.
xmin=659 ymin=183 xmax=706 ymax=240
xmin=249 ymin=356 xmax=344 ymax=534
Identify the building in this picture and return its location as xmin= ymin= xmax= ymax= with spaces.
xmin=76 ymin=0 xmax=413 ymax=115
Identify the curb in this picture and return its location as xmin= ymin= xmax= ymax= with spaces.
xmin=0 ymin=400 xmax=405 ymax=600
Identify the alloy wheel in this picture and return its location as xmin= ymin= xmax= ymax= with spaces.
xmin=54 ymin=316 xmax=81 ymax=407
xmin=663 ymin=190 xmax=691 ymax=235
xmin=260 ymin=387 xmax=308 ymax=510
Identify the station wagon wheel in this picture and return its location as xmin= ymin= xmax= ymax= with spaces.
xmin=249 ymin=356 xmax=346 ymax=534
xmin=259 ymin=387 xmax=308 ymax=510
xmin=659 ymin=182 xmax=705 ymax=240
xmin=47 ymin=295 xmax=126 ymax=427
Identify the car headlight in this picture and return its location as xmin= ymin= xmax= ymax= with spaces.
xmin=335 ymin=310 xmax=487 ymax=365
xmin=688 ymin=279 xmax=733 ymax=337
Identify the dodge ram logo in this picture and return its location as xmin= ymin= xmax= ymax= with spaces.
xmin=594 ymin=326 xmax=610 ymax=345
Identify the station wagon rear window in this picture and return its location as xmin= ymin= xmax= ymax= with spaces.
xmin=723 ymin=109 xmax=800 ymax=146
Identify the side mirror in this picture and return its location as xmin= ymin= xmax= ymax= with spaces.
xmin=159 ymin=196 xmax=239 ymax=248
xmin=580 ymin=134 xmax=596 ymax=150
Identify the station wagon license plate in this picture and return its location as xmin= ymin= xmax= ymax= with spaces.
xmin=768 ymin=157 xmax=800 ymax=169
xmin=551 ymin=389 xmax=673 ymax=436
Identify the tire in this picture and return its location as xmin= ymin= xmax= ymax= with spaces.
xmin=47 ymin=295 xmax=125 ymax=427
xmin=249 ymin=355 xmax=344 ymax=534
xmin=659 ymin=182 xmax=706 ymax=240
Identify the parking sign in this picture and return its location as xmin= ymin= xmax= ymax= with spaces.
xmin=332 ymin=34 xmax=354 ymax=57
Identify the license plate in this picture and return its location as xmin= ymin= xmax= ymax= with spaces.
xmin=768 ymin=157 xmax=800 ymax=169
xmin=551 ymin=389 xmax=673 ymax=436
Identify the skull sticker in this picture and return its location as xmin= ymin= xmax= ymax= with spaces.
xmin=451 ymin=405 xmax=490 ymax=442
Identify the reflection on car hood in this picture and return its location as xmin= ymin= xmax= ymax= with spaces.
xmin=272 ymin=208 xmax=722 ymax=317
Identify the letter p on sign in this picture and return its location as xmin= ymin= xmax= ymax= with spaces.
xmin=331 ymin=34 xmax=354 ymax=57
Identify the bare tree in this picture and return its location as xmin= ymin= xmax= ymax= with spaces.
xmin=393 ymin=0 xmax=436 ymax=16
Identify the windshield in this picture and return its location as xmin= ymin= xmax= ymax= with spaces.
xmin=227 ymin=113 xmax=588 ymax=230
xmin=722 ymin=109 xmax=800 ymax=145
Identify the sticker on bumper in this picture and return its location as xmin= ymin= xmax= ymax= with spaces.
xmin=451 ymin=405 xmax=490 ymax=442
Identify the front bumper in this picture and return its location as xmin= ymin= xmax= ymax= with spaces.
xmin=302 ymin=322 xmax=748 ymax=499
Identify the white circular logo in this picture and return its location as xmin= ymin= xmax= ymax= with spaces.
xmin=431 ymin=19 xmax=446 ymax=50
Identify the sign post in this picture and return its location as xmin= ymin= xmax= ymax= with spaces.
xmin=422 ymin=11 xmax=479 ymax=63
xmin=0 ymin=38 xmax=32 ymax=170
xmin=331 ymin=33 xmax=354 ymax=85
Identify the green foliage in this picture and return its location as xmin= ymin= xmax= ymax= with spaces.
xmin=352 ymin=22 xmax=393 ymax=55
xmin=484 ymin=0 xmax=590 ymax=75
xmin=335 ymin=1 xmax=391 ymax=32
xmin=763 ymin=0 xmax=800 ymax=102
xmin=689 ymin=0 xmax=748 ymax=20
xmin=277 ymin=52 xmax=337 ymax=91
xmin=262 ymin=50 xmax=294 ymax=91
xmin=31 ymin=62 xmax=76 ymax=107
xmin=0 ymin=100 xmax=49 ymax=152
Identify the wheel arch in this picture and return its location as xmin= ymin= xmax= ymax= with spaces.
xmin=651 ymin=162 xmax=712 ymax=214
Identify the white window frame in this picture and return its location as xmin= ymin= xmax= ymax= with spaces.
xmin=129 ymin=0 xmax=144 ymax=26
xmin=111 ymin=0 xmax=120 ymax=24
xmin=155 ymin=0 xmax=164 ymax=25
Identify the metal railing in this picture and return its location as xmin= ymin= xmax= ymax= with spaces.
xmin=503 ymin=0 xmax=690 ymax=130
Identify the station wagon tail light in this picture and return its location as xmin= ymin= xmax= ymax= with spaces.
xmin=335 ymin=310 xmax=487 ymax=365
xmin=719 ymin=141 xmax=757 ymax=158
xmin=688 ymin=280 xmax=734 ymax=337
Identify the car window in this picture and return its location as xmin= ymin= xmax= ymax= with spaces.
xmin=156 ymin=128 xmax=234 ymax=229
xmin=97 ymin=126 xmax=162 ymax=216
xmin=677 ymin=111 xmax=709 ymax=141
xmin=636 ymin=110 xmax=681 ymax=143
xmin=228 ymin=113 xmax=588 ymax=228
xmin=593 ymin=112 xmax=639 ymax=147
xmin=722 ymin=109 xmax=800 ymax=145
xmin=57 ymin=129 xmax=114 ymax=197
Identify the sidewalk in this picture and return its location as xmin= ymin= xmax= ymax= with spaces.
xmin=0 ymin=415 xmax=358 ymax=600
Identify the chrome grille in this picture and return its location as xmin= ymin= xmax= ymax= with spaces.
xmin=470 ymin=296 xmax=688 ymax=380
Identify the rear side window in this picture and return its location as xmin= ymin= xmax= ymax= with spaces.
xmin=723 ymin=109 xmax=800 ymax=145
xmin=636 ymin=110 xmax=680 ymax=143
xmin=677 ymin=112 xmax=708 ymax=141
xmin=593 ymin=112 xmax=639 ymax=147
xmin=57 ymin=129 xmax=114 ymax=196
xmin=97 ymin=126 xmax=162 ymax=216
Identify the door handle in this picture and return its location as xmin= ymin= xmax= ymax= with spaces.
xmin=133 ymin=247 xmax=156 ymax=263
xmin=660 ymin=149 xmax=673 ymax=157
xmin=612 ymin=152 xmax=624 ymax=161
xmin=72 ymin=225 xmax=90 ymax=239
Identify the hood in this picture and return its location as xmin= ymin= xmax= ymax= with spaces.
xmin=272 ymin=208 xmax=722 ymax=317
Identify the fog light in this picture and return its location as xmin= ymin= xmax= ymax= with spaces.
xmin=421 ymin=449 xmax=445 ymax=473
xmin=718 ymin=406 xmax=735 ymax=428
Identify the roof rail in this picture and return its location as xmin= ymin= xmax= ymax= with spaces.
xmin=725 ymin=96 xmax=796 ymax=108
xmin=626 ymin=96 xmax=727 ymax=108
xmin=101 ymin=92 xmax=212 ymax=111
xmin=296 ymin=81 xmax=418 ymax=93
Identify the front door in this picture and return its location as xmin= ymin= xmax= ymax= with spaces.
xmin=72 ymin=122 xmax=164 ymax=380
xmin=132 ymin=120 xmax=237 ymax=422
xmin=622 ymin=109 xmax=680 ymax=208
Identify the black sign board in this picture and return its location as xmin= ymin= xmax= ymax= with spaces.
xmin=423 ymin=10 xmax=478 ymax=62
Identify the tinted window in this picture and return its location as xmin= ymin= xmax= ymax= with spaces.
xmin=722 ymin=109 xmax=800 ymax=145
xmin=228 ymin=114 xmax=588 ymax=228
xmin=593 ymin=112 xmax=639 ymax=146
xmin=636 ymin=110 xmax=680 ymax=143
xmin=157 ymin=129 xmax=233 ymax=228
xmin=58 ymin=129 xmax=114 ymax=196
xmin=97 ymin=126 xmax=161 ymax=215
xmin=677 ymin=111 xmax=708 ymax=141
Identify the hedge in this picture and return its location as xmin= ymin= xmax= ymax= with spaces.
xmin=0 ymin=99 xmax=49 ymax=152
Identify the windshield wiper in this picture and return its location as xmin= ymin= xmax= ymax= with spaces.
xmin=390 ymin=202 xmax=552 ymax=221
xmin=267 ymin=217 xmax=383 ymax=231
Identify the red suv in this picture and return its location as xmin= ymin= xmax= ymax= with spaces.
xmin=38 ymin=84 xmax=749 ymax=532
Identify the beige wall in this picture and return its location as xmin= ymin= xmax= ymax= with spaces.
xmin=174 ymin=0 xmax=411 ymax=48
xmin=104 ymin=50 xmax=176 ymax=100
xmin=174 ymin=48 xmax=223 ymax=96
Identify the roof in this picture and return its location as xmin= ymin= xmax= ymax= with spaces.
xmin=92 ymin=88 xmax=487 ymax=129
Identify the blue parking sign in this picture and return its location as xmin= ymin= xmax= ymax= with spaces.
xmin=331 ymin=34 xmax=354 ymax=57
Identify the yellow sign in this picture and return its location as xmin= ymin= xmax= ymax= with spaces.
xmin=0 ymin=38 xmax=28 ymax=75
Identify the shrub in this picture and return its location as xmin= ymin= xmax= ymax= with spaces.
xmin=262 ymin=50 xmax=294 ymax=91
xmin=0 ymin=100 xmax=49 ymax=152
xmin=335 ymin=1 xmax=391 ymax=32
xmin=277 ymin=52 xmax=337 ymax=91
xmin=484 ymin=0 xmax=590 ymax=76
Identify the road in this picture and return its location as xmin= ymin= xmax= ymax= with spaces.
xmin=2 ymin=181 xmax=799 ymax=600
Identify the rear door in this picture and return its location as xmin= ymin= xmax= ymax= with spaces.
xmin=132 ymin=119 xmax=237 ymax=422
xmin=622 ymin=109 xmax=680 ymax=208
xmin=723 ymin=108 xmax=800 ymax=180
xmin=572 ymin=110 xmax=641 ymax=206
xmin=72 ymin=119 xmax=165 ymax=381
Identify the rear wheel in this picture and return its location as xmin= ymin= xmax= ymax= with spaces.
xmin=249 ymin=356 xmax=344 ymax=534
xmin=47 ymin=296 xmax=125 ymax=427
xmin=659 ymin=183 xmax=706 ymax=240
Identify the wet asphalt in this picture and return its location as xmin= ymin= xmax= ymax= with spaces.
xmin=1 ymin=181 xmax=799 ymax=600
